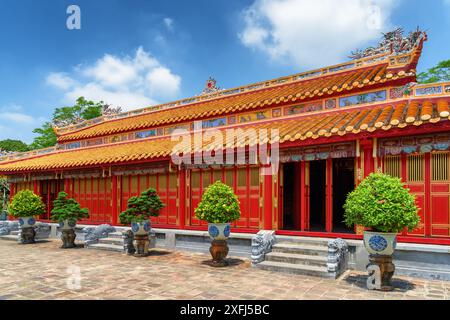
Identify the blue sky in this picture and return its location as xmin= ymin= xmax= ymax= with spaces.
xmin=0 ymin=0 xmax=449 ymax=144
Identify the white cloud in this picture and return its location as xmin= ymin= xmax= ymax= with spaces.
xmin=239 ymin=0 xmax=399 ymax=68
xmin=163 ymin=17 xmax=174 ymax=31
xmin=0 ymin=104 xmax=48 ymax=143
xmin=0 ymin=112 xmax=35 ymax=124
xmin=46 ymin=73 xmax=77 ymax=90
xmin=146 ymin=67 xmax=181 ymax=99
xmin=46 ymin=47 xmax=181 ymax=111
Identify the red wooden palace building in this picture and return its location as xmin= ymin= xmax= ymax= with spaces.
xmin=1 ymin=29 xmax=450 ymax=245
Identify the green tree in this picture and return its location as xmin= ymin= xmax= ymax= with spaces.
xmin=119 ymin=188 xmax=165 ymax=224
xmin=29 ymin=122 xmax=57 ymax=150
xmin=0 ymin=178 xmax=9 ymax=215
xmin=30 ymin=97 xmax=104 ymax=150
xmin=0 ymin=139 xmax=29 ymax=152
xmin=417 ymin=60 xmax=450 ymax=84
xmin=51 ymin=191 xmax=89 ymax=222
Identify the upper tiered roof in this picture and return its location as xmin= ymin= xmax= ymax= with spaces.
xmin=1 ymin=28 xmax=443 ymax=174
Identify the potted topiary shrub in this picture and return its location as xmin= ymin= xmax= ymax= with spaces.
xmin=343 ymin=172 xmax=420 ymax=290
xmin=51 ymin=191 xmax=89 ymax=248
xmin=195 ymin=181 xmax=241 ymax=267
xmin=9 ymin=190 xmax=46 ymax=244
xmin=119 ymin=188 xmax=165 ymax=257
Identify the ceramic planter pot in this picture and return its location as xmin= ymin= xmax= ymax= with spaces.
xmin=18 ymin=216 xmax=36 ymax=228
xmin=131 ymin=220 xmax=151 ymax=235
xmin=208 ymin=223 xmax=231 ymax=241
xmin=363 ymin=231 xmax=397 ymax=256
xmin=58 ymin=219 xmax=77 ymax=230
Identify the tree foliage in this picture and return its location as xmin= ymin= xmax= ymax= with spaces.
xmin=343 ymin=173 xmax=420 ymax=233
xmin=51 ymin=191 xmax=89 ymax=222
xmin=0 ymin=178 xmax=9 ymax=213
xmin=0 ymin=139 xmax=29 ymax=152
xmin=9 ymin=190 xmax=46 ymax=218
xmin=29 ymin=97 xmax=104 ymax=150
xmin=195 ymin=181 xmax=241 ymax=223
xmin=417 ymin=60 xmax=450 ymax=84
xmin=119 ymin=188 xmax=165 ymax=224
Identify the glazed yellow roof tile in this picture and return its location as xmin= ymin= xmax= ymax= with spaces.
xmin=57 ymin=63 xmax=410 ymax=142
xmin=1 ymin=98 xmax=449 ymax=173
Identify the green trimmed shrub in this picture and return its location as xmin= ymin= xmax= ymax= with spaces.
xmin=119 ymin=188 xmax=165 ymax=224
xmin=195 ymin=181 xmax=241 ymax=223
xmin=51 ymin=191 xmax=89 ymax=222
xmin=343 ymin=173 xmax=420 ymax=233
xmin=9 ymin=190 xmax=46 ymax=218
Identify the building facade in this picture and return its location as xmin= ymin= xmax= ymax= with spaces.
xmin=1 ymin=29 xmax=450 ymax=245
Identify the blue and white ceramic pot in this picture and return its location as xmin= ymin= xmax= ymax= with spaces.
xmin=18 ymin=216 xmax=36 ymax=228
xmin=58 ymin=219 xmax=77 ymax=230
xmin=363 ymin=231 xmax=397 ymax=256
xmin=208 ymin=223 xmax=231 ymax=241
xmin=131 ymin=220 xmax=151 ymax=235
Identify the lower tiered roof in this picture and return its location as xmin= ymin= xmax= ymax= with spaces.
xmin=0 ymin=97 xmax=448 ymax=173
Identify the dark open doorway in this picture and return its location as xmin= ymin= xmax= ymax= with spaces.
xmin=282 ymin=163 xmax=300 ymax=230
xmin=309 ymin=160 xmax=326 ymax=231
xmin=332 ymin=158 xmax=355 ymax=233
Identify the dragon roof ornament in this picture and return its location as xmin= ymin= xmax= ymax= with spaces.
xmin=350 ymin=27 xmax=426 ymax=60
xmin=53 ymin=104 xmax=122 ymax=129
xmin=201 ymin=77 xmax=222 ymax=95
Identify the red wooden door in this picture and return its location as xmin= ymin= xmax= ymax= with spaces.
xmin=405 ymin=154 xmax=426 ymax=236
xmin=430 ymin=152 xmax=450 ymax=237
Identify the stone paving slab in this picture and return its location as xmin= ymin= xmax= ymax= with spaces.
xmin=0 ymin=239 xmax=448 ymax=300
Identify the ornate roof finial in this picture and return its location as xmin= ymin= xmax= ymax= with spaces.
xmin=201 ymin=77 xmax=221 ymax=95
xmin=349 ymin=27 xmax=426 ymax=60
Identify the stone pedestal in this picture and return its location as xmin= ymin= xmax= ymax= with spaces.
xmin=20 ymin=227 xmax=36 ymax=244
xmin=367 ymin=254 xmax=395 ymax=291
xmin=61 ymin=229 xmax=77 ymax=249
xmin=133 ymin=234 xmax=149 ymax=257
xmin=209 ymin=240 xmax=229 ymax=267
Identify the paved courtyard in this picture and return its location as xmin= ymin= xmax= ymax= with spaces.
xmin=0 ymin=239 xmax=448 ymax=300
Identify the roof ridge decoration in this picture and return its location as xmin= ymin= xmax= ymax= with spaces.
xmin=53 ymin=28 xmax=426 ymax=136
xmin=350 ymin=27 xmax=426 ymax=60
xmin=201 ymin=77 xmax=222 ymax=95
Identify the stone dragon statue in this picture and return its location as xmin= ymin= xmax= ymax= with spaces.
xmin=326 ymin=238 xmax=349 ymax=275
xmin=251 ymin=230 xmax=276 ymax=265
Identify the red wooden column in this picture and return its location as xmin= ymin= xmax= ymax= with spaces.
xmin=360 ymin=138 xmax=375 ymax=178
xmin=300 ymin=162 xmax=307 ymax=231
xmin=179 ymin=168 xmax=186 ymax=229
xmin=33 ymin=180 xmax=38 ymax=194
xmin=64 ymin=178 xmax=71 ymax=196
xmin=263 ymin=170 xmax=273 ymax=230
xmin=111 ymin=176 xmax=118 ymax=226
xmin=424 ymin=153 xmax=431 ymax=237
xmin=326 ymin=158 xmax=333 ymax=233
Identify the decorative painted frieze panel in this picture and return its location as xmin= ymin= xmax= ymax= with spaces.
xmin=284 ymin=103 xmax=323 ymax=115
xmin=415 ymin=86 xmax=443 ymax=96
xmin=280 ymin=142 xmax=356 ymax=162
xmin=339 ymin=90 xmax=386 ymax=108
xmin=378 ymin=133 xmax=450 ymax=156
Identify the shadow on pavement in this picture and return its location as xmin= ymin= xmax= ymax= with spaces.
xmin=344 ymin=274 xmax=416 ymax=292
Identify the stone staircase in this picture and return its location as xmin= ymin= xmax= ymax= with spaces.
xmin=86 ymin=232 xmax=123 ymax=252
xmin=255 ymin=238 xmax=338 ymax=279
xmin=0 ymin=230 xmax=20 ymax=241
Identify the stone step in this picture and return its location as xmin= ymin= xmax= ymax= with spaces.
xmin=108 ymin=232 xmax=124 ymax=239
xmin=256 ymin=260 xmax=334 ymax=278
xmin=265 ymin=251 xmax=328 ymax=267
xmin=87 ymin=243 xmax=123 ymax=253
xmin=98 ymin=237 xmax=123 ymax=245
xmin=0 ymin=234 xmax=18 ymax=241
xmin=10 ymin=230 xmax=20 ymax=236
xmin=272 ymin=243 xmax=328 ymax=256
xmin=275 ymin=236 xmax=333 ymax=246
